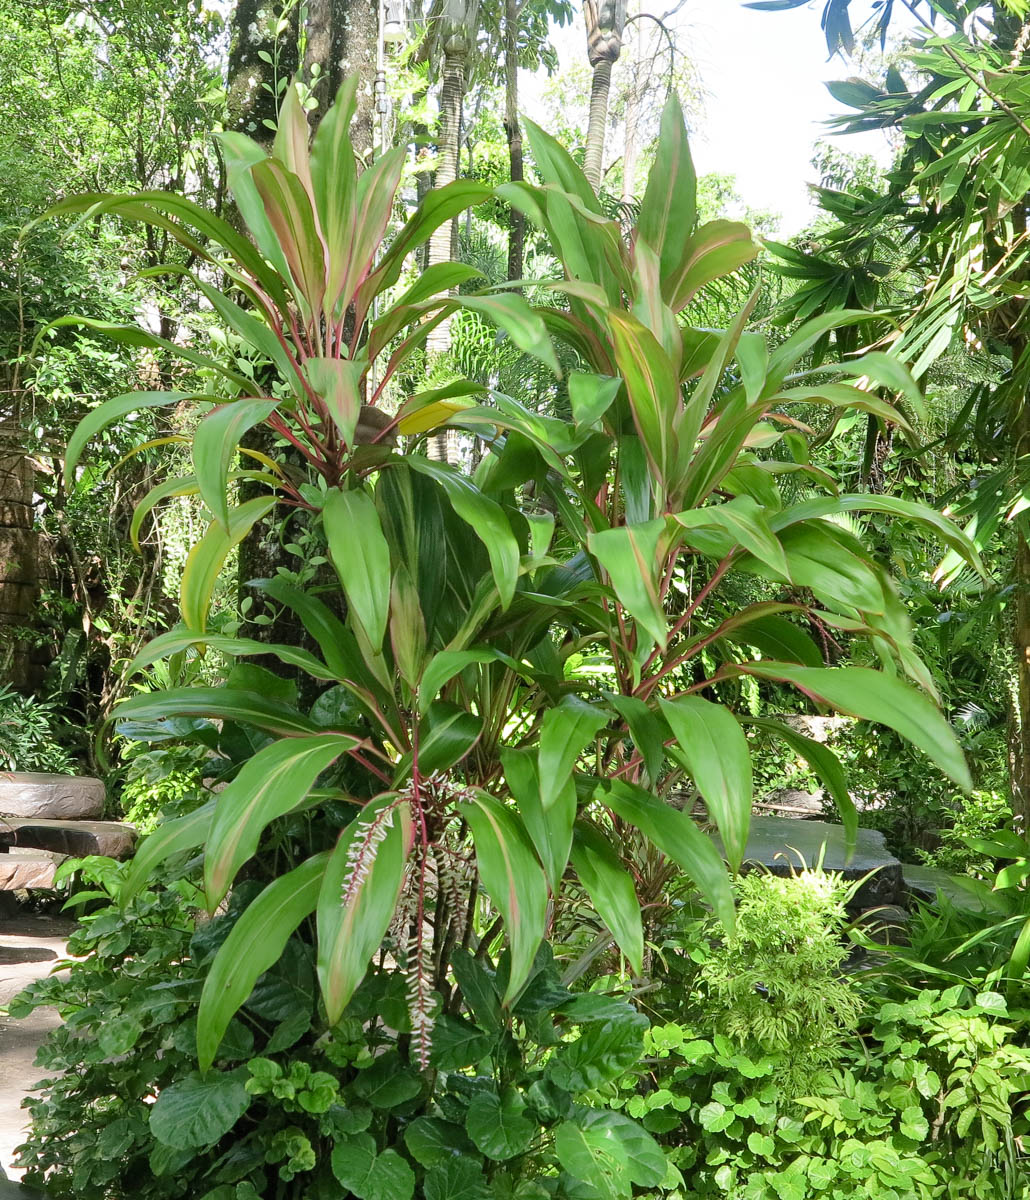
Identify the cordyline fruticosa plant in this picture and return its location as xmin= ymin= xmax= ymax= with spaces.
xmin=55 ymin=85 xmax=978 ymax=1084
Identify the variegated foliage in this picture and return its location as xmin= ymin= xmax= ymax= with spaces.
xmin=59 ymin=84 xmax=979 ymax=1076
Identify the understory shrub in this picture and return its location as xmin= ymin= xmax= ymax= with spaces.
xmin=14 ymin=865 xmax=671 ymax=1200
xmin=692 ymin=869 xmax=862 ymax=1096
xmin=0 ymin=685 xmax=77 ymax=774
xmin=618 ymin=985 xmax=1030 ymax=1199
xmin=118 ymin=744 xmax=210 ymax=834
xmin=608 ymin=872 xmax=1030 ymax=1199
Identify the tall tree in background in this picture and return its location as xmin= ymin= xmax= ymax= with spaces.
xmin=2 ymin=0 xmax=219 ymax=700
xmin=504 ymin=0 xmax=526 ymax=279
xmin=583 ymin=0 xmax=626 ymax=189
xmin=425 ymin=0 xmax=482 ymax=321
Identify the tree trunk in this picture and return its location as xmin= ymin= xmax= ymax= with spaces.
xmin=329 ymin=0 xmax=378 ymax=156
xmin=225 ymin=0 xmax=298 ymax=140
xmin=584 ymin=59 xmax=613 ymax=192
xmin=426 ymin=48 xmax=466 ymax=322
xmin=504 ymin=0 xmax=525 ymax=281
xmin=304 ymin=0 xmax=334 ymax=115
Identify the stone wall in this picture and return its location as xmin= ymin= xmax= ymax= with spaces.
xmin=0 ymin=430 xmax=37 ymax=689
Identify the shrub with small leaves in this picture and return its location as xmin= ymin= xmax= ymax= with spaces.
xmin=694 ymin=868 xmax=863 ymax=1095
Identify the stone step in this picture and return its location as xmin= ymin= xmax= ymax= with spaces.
xmin=0 ymin=854 xmax=57 ymax=891
xmin=0 ymin=819 xmax=135 ymax=860
xmin=712 ymin=815 xmax=904 ymax=909
xmin=901 ymin=863 xmax=1006 ymax=914
xmin=0 ymin=773 xmax=104 ymax=820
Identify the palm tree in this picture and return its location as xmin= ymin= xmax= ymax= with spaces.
xmin=583 ymin=0 xmax=626 ymax=190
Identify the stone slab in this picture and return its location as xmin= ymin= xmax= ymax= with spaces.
xmin=0 ymin=857 xmax=57 ymax=891
xmin=0 ymin=819 xmax=135 ymax=860
xmin=902 ymin=863 xmax=1006 ymax=914
xmin=0 ymin=773 xmax=104 ymax=820
xmin=712 ymin=815 xmax=904 ymax=908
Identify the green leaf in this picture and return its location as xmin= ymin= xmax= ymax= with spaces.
xmin=130 ymin=628 xmax=336 ymax=683
xmin=451 ymin=950 xmax=503 ymax=1033
xmin=309 ymin=77 xmax=358 ymax=303
xmin=205 ymin=734 xmax=357 ymax=907
xmin=721 ymin=610 xmax=824 ymax=668
xmin=39 ymin=315 xmax=250 ymax=390
xmin=747 ymin=717 xmax=857 ymax=858
xmin=555 ymin=1110 xmax=666 ymax=1198
xmin=502 ymin=746 xmax=573 ymax=893
xmin=672 ymin=496 xmax=788 ymax=578
xmin=118 ymin=801 xmax=215 ymax=906
xmin=569 ymin=372 xmax=622 ymax=428
xmin=251 ymin=157 xmax=327 ymax=316
xmin=638 ymin=94 xmax=697 ymax=287
xmin=605 ymin=779 xmax=734 ymax=929
xmin=192 ymin=399 xmax=279 ymax=531
xmin=331 ymin=1133 xmax=415 ymax=1200
xmin=523 ymin=117 xmax=600 ymax=213
xmin=197 ymin=853 xmax=328 ymax=1070
xmin=389 ymin=563 xmax=427 ymax=690
xmin=218 ymin=132 xmax=292 ymax=282
xmin=149 ymin=1070 xmax=251 ymax=1150
xmin=404 ymin=1118 xmax=474 ymax=1168
xmin=607 ymin=693 xmax=668 ymax=788
xmin=261 ymin=575 xmax=368 ymax=684
xmin=406 ymin=458 xmax=520 ymax=610
xmin=64 ymin=390 xmax=197 ymax=486
xmin=608 ymin=313 xmax=679 ymax=487
xmin=571 ymin=824 xmax=644 ymax=976
xmin=130 ymin=469 xmax=278 ymax=553
xmin=112 ymin=686 xmax=318 ymax=737
xmin=798 ymin=351 xmax=926 ymax=420
xmin=589 ymin=520 xmax=668 ymax=648
xmin=423 ymin=1157 xmax=489 ymax=1200
xmin=418 ymin=649 xmax=495 ymax=714
xmin=699 ymin=1101 xmax=733 ymax=1132
xmin=317 ymin=795 xmax=412 ymax=1023
xmin=323 ymin=487 xmax=392 ymax=651
xmin=462 ymin=791 xmax=548 ymax=1005
xmin=771 ymin=523 xmax=888 ymax=614
xmin=465 ymin=1089 xmax=536 ymax=1161
xmin=39 ymin=187 xmax=291 ymax=309
xmin=431 ymin=1014 xmax=495 ymax=1070
xmin=352 ymin=1052 xmax=422 ymax=1107
xmin=774 ymin=494 xmax=985 ymax=579
xmin=304 ymin=358 xmax=363 ymax=448
xmin=370 ymin=179 xmax=493 ymax=294
xmin=189 ymin=273 xmax=303 ymax=390
xmin=539 ymin=696 xmax=607 ymax=812
xmin=665 ymin=220 xmax=758 ymax=311
xmin=181 ymin=498 xmax=277 ymax=631
xmin=741 ymin=664 xmax=972 ymax=791
xmin=460 ymin=293 xmax=559 ymax=375
xmin=394 ymin=702 xmax=482 ymax=784
xmin=547 ymin=1003 xmax=648 ymax=1092
xmin=659 ymin=696 xmax=752 ymax=872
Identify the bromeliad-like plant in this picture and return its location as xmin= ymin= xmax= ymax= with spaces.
xmin=55 ymin=82 xmax=982 ymax=1190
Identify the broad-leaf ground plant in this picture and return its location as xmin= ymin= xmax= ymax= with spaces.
xmin=36 ymin=78 xmax=982 ymax=1195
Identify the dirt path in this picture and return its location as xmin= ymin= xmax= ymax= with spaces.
xmin=0 ymin=912 xmax=72 ymax=1182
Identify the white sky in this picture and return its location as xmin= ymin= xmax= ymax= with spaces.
xmin=523 ymin=0 xmax=922 ymax=236
xmin=681 ymin=0 xmax=912 ymax=234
